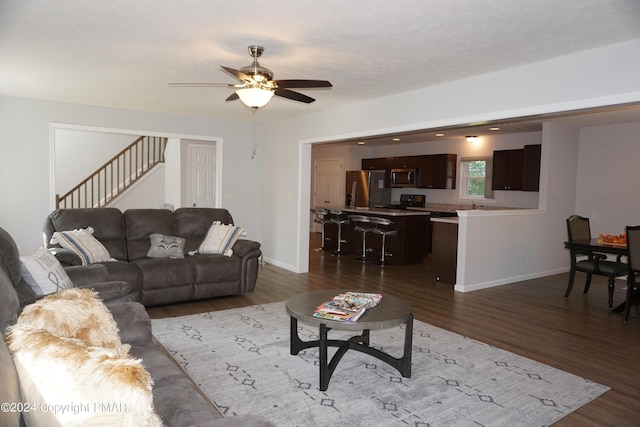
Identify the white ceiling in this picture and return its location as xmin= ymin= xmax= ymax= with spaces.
xmin=1 ymin=0 xmax=640 ymax=129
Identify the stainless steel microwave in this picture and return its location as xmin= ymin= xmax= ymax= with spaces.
xmin=390 ymin=168 xmax=417 ymax=187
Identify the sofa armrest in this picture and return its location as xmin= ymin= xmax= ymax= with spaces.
xmin=77 ymin=281 xmax=133 ymax=305
xmin=107 ymin=301 xmax=152 ymax=344
xmin=232 ymin=239 xmax=261 ymax=258
xmin=48 ymin=247 xmax=82 ymax=267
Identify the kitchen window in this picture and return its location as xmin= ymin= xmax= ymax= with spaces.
xmin=459 ymin=157 xmax=493 ymax=200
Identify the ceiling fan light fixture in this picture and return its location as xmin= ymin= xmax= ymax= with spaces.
xmin=236 ymin=87 xmax=274 ymax=109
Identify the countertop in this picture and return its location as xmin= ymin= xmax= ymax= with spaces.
xmin=430 ymin=217 xmax=459 ymax=224
xmin=318 ymin=206 xmax=431 ymax=217
xmin=316 ymin=203 xmax=520 ymax=217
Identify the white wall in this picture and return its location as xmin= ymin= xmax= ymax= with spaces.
xmin=0 ymin=96 xmax=262 ymax=254
xmin=455 ymin=122 xmax=581 ymax=291
xmin=263 ymin=38 xmax=640 ymax=275
xmin=54 ymin=129 xmax=137 ymax=195
xmin=107 ymin=164 xmax=166 ymax=210
xmin=164 ymin=138 xmax=182 ymax=209
xmin=575 ymin=121 xmax=640 ymax=235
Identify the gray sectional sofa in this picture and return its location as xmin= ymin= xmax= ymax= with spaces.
xmin=42 ymin=207 xmax=262 ymax=307
xmin=0 ymin=225 xmax=274 ymax=427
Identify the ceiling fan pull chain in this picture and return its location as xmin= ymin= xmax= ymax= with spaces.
xmin=251 ymin=110 xmax=257 ymax=160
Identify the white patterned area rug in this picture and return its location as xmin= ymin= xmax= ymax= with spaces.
xmin=151 ymin=302 xmax=608 ymax=427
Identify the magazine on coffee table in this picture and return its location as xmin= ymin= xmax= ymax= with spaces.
xmin=313 ymin=292 xmax=382 ymax=322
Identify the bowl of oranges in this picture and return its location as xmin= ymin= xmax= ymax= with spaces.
xmin=597 ymin=233 xmax=627 ymax=246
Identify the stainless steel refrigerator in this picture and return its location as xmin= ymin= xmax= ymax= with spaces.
xmin=345 ymin=170 xmax=391 ymax=208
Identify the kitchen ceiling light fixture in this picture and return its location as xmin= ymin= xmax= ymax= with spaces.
xmin=466 ymin=135 xmax=480 ymax=143
xmin=236 ymin=87 xmax=274 ymax=109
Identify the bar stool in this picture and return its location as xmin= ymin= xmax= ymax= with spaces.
xmin=329 ymin=209 xmax=350 ymax=256
xmin=369 ymin=217 xmax=398 ymax=267
xmin=312 ymin=208 xmax=330 ymax=251
xmin=349 ymin=215 xmax=373 ymax=262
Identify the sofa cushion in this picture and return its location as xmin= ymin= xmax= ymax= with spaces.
xmin=45 ymin=208 xmax=128 ymax=261
xmin=129 ymin=342 xmax=225 ymax=426
xmin=125 ymin=209 xmax=178 ymax=261
xmin=188 ymin=254 xmax=242 ymax=283
xmin=175 ymin=207 xmax=234 ymax=252
xmin=133 ymin=258 xmax=194 ymax=291
xmin=20 ymin=247 xmax=74 ymax=296
xmin=147 ymin=233 xmax=185 ymax=259
xmin=194 ymin=221 xmax=246 ymax=257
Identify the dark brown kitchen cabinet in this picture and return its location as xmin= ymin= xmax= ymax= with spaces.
xmin=392 ymin=156 xmax=420 ymax=169
xmin=522 ymin=144 xmax=541 ymax=191
xmin=491 ymin=149 xmax=524 ymax=190
xmin=432 ymin=219 xmax=458 ymax=285
xmin=418 ymin=154 xmax=457 ymax=189
xmin=362 ymin=157 xmax=391 ymax=170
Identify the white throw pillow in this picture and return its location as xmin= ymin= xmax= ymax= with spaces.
xmin=20 ymin=247 xmax=74 ymax=296
xmin=193 ymin=221 xmax=246 ymax=257
xmin=50 ymin=227 xmax=114 ymax=265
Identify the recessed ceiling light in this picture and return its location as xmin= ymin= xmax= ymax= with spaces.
xmin=392 ymin=138 xmax=400 ymax=141
xmin=435 ymin=133 xmax=445 ymax=137
xmin=357 ymin=141 xmax=365 ymax=145
xmin=489 ymin=127 xmax=500 ymax=131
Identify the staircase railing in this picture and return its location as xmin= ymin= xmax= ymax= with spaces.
xmin=56 ymin=136 xmax=167 ymax=209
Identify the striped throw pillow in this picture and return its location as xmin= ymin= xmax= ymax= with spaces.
xmin=194 ymin=221 xmax=246 ymax=257
xmin=50 ymin=227 xmax=114 ymax=265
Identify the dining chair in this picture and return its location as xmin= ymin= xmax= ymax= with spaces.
xmin=565 ymin=215 xmax=627 ymax=309
xmin=623 ymin=225 xmax=640 ymax=321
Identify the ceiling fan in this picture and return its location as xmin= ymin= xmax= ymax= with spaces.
xmin=169 ymin=45 xmax=332 ymax=109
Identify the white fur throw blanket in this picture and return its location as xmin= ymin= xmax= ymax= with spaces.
xmin=5 ymin=288 xmax=163 ymax=427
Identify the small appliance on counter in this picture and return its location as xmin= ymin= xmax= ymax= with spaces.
xmin=383 ymin=194 xmax=426 ymax=210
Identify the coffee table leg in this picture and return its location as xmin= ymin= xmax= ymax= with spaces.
xmin=400 ymin=314 xmax=413 ymax=377
xmin=319 ymin=323 xmax=329 ymax=390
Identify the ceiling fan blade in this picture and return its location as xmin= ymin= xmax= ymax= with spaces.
xmin=225 ymin=92 xmax=239 ymax=102
xmin=220 ymin=66 xmax=252 ymax=82
xmin=274 ymin=79 xmax=332 ymax=89
xmin=274 ymin=88 xmax=315 ymax=104
xmin=169 ymin=82 xmax=235 ymax=88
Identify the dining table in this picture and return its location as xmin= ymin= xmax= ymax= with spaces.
xmin=564 ymin=238 xmax=637 ymax=313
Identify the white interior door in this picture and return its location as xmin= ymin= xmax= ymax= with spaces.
xmin=312 ymin=158 xmax=344 ymax=231
xmin=188 ymin=143 xmax=216 ymax=208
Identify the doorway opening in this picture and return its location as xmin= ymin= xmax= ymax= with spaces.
xmin=50 ymin=123 xmax=221 ymax=211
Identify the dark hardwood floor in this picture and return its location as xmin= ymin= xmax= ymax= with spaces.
xmin=147 ymin=233 xmax=640 ymax=426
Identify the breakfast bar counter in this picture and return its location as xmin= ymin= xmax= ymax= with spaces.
xmin=318 ymin=206 xmax=431 ymax=265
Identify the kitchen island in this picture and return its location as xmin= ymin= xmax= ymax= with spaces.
xmin=319 ymin=207 xmax=431 ymax=265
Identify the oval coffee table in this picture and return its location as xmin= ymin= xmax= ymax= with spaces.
xmin=286 ymin=289 xmax=413 ymax=391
